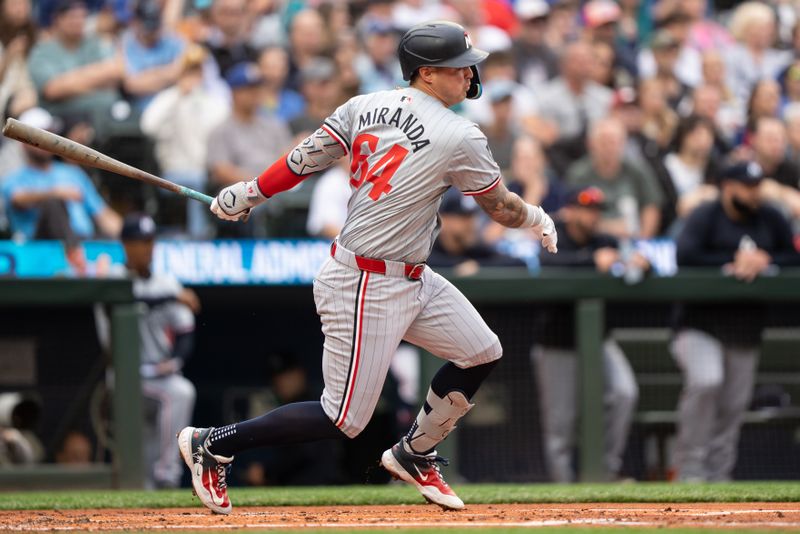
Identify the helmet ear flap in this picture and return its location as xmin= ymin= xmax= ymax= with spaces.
xmin=466 ymin=65 xmax=482 ymax=99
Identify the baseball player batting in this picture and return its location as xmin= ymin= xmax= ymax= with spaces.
xmin=177 ymin=20 xmax=558 ymax=515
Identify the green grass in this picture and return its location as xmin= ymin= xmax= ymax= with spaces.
xmin=1 ymin=482 xmax=799 ymax=510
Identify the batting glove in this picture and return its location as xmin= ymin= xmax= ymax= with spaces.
xmin=533 ymin=210 xmax=558 ymax=254
xmin=210 ymin=178 xmax=266 ymax=222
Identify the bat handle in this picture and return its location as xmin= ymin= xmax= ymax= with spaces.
xmin=180 ymin=186 xmax=214 ymax=205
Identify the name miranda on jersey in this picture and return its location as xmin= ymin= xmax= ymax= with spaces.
xmin=357 ymin=107 xmax=431 ymax=153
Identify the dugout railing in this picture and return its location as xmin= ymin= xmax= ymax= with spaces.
xmin=0 ymin=279 xmax=142 ymax=489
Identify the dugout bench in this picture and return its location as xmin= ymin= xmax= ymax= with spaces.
xmin=0 ymin=279 xmax=143 ymax=489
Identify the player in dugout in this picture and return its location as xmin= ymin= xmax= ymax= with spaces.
xmin=177 ymin=21 xmax=558 ymax=514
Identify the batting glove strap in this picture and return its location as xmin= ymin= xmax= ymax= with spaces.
xmin=210 ymin=178 xmax=266 ymax=221
xmin=526 ymin=205 xmax=558 ymax=253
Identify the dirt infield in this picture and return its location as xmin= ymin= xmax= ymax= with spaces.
xmin=2 ymin=503 xmax=800 ymax=531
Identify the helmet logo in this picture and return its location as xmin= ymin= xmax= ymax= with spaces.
xmin=464 ymin=32 xmax=472 ymax=49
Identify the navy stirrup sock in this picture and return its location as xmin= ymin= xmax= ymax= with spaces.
xmin=206 ymin=401 xmax=343 ymax=457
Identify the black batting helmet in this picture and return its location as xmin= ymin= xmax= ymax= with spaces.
xmin=398 ymin=21 xmax=488 ymax=100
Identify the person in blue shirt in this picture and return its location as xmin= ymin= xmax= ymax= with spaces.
xmin=122 ymin=0 xmax=186 ymax=111
xmin=0 ymin=108 xmax=121 ymax=242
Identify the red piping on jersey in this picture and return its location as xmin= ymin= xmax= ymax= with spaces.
xmin=463 ymin=176 xmax=502 ymax=196
xmin=336 ymin=271 xmax=369 ymax=429
xmin=321 ymin=124 xmax=349 ymax=155
xmin=256 ymin=153 xmax=306 ymax=198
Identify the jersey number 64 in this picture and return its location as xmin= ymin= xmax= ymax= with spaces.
xmin=350 ymin=133 xmax=409 ymax=201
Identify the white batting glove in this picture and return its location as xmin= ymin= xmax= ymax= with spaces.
xmin=533 ymin=210 xmax=558 ymax=254
xmin=210 ymin=178 xmax=266 ymax=221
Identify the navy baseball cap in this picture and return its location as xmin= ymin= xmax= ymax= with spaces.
xmin=440 ymin=188 xmax=480 ymax=216
xmin=566 ymin=186 xmax=607 ymax=209
xmin=135 ymin=0 xmax=162 ymax=31
xmin=225 ymin=62 xmax=263 ymax=90
xmin=719 ymin=161 xmax=764 ymax=186
xmin=121 ymin=213 xmax=157 ymax=240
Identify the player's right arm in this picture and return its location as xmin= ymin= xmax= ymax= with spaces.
xmin=473 ymin=180 xmax=559 ymax=253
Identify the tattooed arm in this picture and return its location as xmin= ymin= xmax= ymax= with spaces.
xmin=472 ymin=180 xmax=559 ymax=253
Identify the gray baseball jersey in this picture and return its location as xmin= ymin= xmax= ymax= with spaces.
xmin=325 ymin=87 xmax=501 ymax=264
xmin=311 ymin=87 xmax=503 ymax=437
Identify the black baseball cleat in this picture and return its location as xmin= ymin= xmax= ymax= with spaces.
xmin=380 ymin=441 xmax=464 ymax=510
xmin=177 ymin=427 xmax=233 ymax=515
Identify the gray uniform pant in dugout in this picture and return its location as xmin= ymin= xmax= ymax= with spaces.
xmin=533 ymin=339 xmax=639 ymax=482
xmin=670 ymin=329 xmax=758 ymax=481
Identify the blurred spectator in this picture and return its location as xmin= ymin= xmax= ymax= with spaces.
xmin=690 ymin=84 xmax=737 ymax=152
xmin=778 ymin=60 xmax=800 ymax=112
xmin=207 ymin=62 xmax=291 ymax=236
xmin=542 ymin=0 xmax=579 ymax=53
xmin=510 ymin=0 xmax=559 ymax=89
xmin=483 ymin=136 xmax=565 ymax=244
xmin=538 ymin=41 xmax=613 ymax=174
xmin=533 ymin=186 xmax=641 ymax=482
xmin=784 ymin=102 xmax=800 ymax=167
xmin=354 ymin=19 xmax=403 ymax=94
xmin=672 ymin=161 xmax=800 ymax=482
xmin=0 ymin=0 xmax=38 ymax=118
xmin=683 ymin=0 xmax=732 ymax=53
xmin=725 ymin=1 xmax=792 ymax=106
xmin=590 ymin=41 xmax=616 ymax=89
xmin=248 ymin=0 xmax=286 ymax=50
xmin=566 ymin=117 xmax=663 ymax=239
xmin=639 ymin=77 xmax=679 ymax=150
xmin=289 ymin=57 xmax=342 ymax=137
xmin=36 ymin=0 xmax=104 ymax=28
xmin=204 ymin=0 xmax=257 ymax=78
xmin=140 ymin=44 xmax=228 ymax=237
xmin=391 ymin=0 xmax=457 ymax=32
xmin=700 ymin=49 xmax=743 ymax=138
xmin=752 ymin=117 xmax=800 ymax=220
xmin=27 ymin=0 xmax=124 ymax=130
xmin=286 ymin=9 xmax=328 ymax=91
xmin=427 ymin=188 xmax=526 ymax=276
xmin=121 ymin=0 xmax=186 ymax=111
xmin=740 ymin=78 xmax=782 ymax=145
xmin=258 ymin=46 xmax=304 ymax=123
xmin=1 ymin=108 xmax=122 ymax=244
xmin=447 ymin=0 xmax=511 ymax=53
xmin=773 ymin=0 xmax=798 ymax=49
xmin=0 ymin=392 xmax=41 ymax=465
xmin=642 ymin=30 xmax=692 ymax=112
xmin=96 ymin=213 xmax=198 ymax=488
xmin=306 ymin=159 xmax=350 ymax=239
xmin=661 ymin=115 xmax=719 ymax=233
xmin=54 ymin=429 xmax=92 ymax=465
xmin=582 ymin=0 xmax=637 ymax=82
xmin=482 ymin=80 xmax=518 ymax=172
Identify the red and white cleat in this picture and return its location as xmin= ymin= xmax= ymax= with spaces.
xmin=177 ymin=427 xmax=233 ymax=515
xmin=381 ymin=441 xmax=464 ymax=510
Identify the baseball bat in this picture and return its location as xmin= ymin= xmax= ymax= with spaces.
xmin=2 ymin=117 xmax=214 ymax=205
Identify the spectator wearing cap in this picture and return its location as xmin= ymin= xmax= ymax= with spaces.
xmin=446 ymin=0 xmax=511 ymax=53
xmin=121 ymin=0 xmax=187 ymax=112
xmin=204 ymin=0 xmax=257 ymax=80
xmin=510 ymin=0 xmax=559 ymax=89
xmin=289 ymin=57 xmax=343 ymax=137
xmin=0 ymin=0 xmax=38 ymax=120
xmin=426 ymin=188 xmax=526 ymax=276
xmin=582 ymin=0 xmax=638 ymax=82
xmin=640 ymin=30 xmax=693 ymax=113
xmin=533 ymin=185 xmax=642 ymax=483
xmin=672 ymin=161 xmax=800 ymax=482
xmin=140 ymin=44 xmax=228 ymax=237
xmin=27 ymin=0 xmax=123 ymax=129
xmin=566 ymin=116 xmax=663 ymax=239
xmin=354 ymin=18 xmax=403 ymax=94
xmin=206 ymin=62 xmax=291 ymax=236
xmin=95 ymin=213 xmax=198 ymax=488
xmin=724 ymin=2 xmax=792 ymax=107
xmin=1 ymin=107 xmax=122 ymax=243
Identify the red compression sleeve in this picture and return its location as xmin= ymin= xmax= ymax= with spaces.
xmin=256 ymin=153 xmax=306 ymax=197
